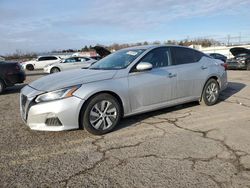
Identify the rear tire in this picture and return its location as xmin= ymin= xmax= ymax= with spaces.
xmin=80 ymin=93 xmax=121 ymax=135
xmin=26 ymin=64 xmax=34 ymax=71
xmin=0 ymin=80 xmax=5 ymax=94
xmin=50 ymin=67 xmax=60 ymax=74
xmin=200 ymin=79 xmax=219 ymax=106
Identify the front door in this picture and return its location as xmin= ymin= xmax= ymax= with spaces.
xmin=128 ymin=47 xmax=177 ymax=112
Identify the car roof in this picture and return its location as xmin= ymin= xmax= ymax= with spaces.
xmin=121 ymin=45 xmax=188 ymax=51
xmin=38 ymin=55 xmax=59 ymax=58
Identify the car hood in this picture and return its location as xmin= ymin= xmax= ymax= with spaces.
xmin=230 ymin=47 xmax=250 ymax=56
xmin=29 ymin=69 xmax=117 ymax=92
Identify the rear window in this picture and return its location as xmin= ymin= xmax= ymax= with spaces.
xmin=171 ymin=47 xmax=195 ymax=65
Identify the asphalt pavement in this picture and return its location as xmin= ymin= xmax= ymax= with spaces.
xmin=0 ymin=70 xmax=250 ymax=188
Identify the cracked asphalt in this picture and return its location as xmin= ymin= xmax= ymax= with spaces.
xmin=0 ymin=70 xmax=250 ymax=188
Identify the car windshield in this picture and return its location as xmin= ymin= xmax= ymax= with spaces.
xmin=89 ymin=49 xmax=145 ymax=70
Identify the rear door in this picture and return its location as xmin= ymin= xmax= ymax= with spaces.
xmin=170 ymin=47 xmax=209 ymax=99
xmin=128 ymin=47 xmax=177 ymax=112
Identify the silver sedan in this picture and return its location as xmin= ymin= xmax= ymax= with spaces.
xmin=20 ymin=45 xmax=227 ymax=135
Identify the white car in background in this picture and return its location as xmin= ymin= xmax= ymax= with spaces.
xmin=43 ymin=56 xmax=97 ymax=74
xmin=22 ymin=56 xmax=61 ymax=70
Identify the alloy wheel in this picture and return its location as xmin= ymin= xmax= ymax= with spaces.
xmin=205 ymin=82 xmax=219 ymax=103
xmin=89 ymin=100 xmax=117 ymax=130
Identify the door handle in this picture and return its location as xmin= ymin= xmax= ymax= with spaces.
xmin=201 ymin=65 xmax=208 ymax=70
xmin=168 ymin=73 xmax=177 ymax=78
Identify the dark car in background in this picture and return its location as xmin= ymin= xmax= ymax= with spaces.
xmin=207 ymin=53 xmax=227 ymax=63
xmin=90 ymin=55 xmax=102 ymax=61
xmin=227 ymin=47 xmax=250 ymax=70
xmin=93 ymin=46 xmax=111 ymax=58
xmin=0 ymin=61 xmax=26 ymax=93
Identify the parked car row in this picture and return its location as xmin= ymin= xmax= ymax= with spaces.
xmin=207 ymin=47 xmax=250 ymax=70
xmin=0 ymin=46 xmax=108 ymax=94
xmin=20 ymin=46 xmax=109 ymax=73
xmin=20 ymin=45 xmax=227 ymax=135
xmin=227 ymin=47 xmax=250 ymax=70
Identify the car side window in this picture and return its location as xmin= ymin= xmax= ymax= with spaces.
xmin=64 ymin=58 xmax=76 ymax=63
xmin=79 ymin=57 xmax=88 ymax=62
xmin=38 ymin=57 xmax=46 ymax=61
xmin=139 ymin=47 xmax=170 ymax=68
xmin=171 ymin=47 xmax=196 ymax=65
xmin=49 ymin=56 xmax=58 ymax=60
xmin=193 ymin=50 xmax=204 ymax=62
xmin=38 ymin=56 xmax=57 ymax=61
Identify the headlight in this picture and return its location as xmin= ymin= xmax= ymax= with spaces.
xmin=35 ymin=85 xmax=81 ymax=103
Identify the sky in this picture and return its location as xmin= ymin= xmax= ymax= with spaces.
xmin=0 ymin=0 xmax=250 ymax=54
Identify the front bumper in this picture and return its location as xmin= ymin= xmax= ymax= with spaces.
xmin=20 ymin=86 xmax=85 ymax=131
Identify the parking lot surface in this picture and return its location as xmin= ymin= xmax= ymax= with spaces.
xmin=0 ymin=70 xmax=250 ymax=188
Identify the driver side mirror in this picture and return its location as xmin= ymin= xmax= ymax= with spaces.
xmin=136 ymin=62 xmax=153 ymax=72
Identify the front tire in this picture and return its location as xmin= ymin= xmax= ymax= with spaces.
xmin=26 ymin=64 xmax=34 ymax=71
xmin=0 ymin=80 xmax=5 ymax=94
xmin=80 ymin=93 xmax=121 ymax=135
xmin=200 ymin=79 xmax=219 ymax=106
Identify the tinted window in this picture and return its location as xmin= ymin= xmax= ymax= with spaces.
xmin=140 ymin=47 xmax=170 ymax=68
xmin=171 ymin=47 xmax=195 ymax=65
xmin=193 ymin=50 xmax=204 ymax=62
xmin=38 ymin=56 xmax=58 ymax=61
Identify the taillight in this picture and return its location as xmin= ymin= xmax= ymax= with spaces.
xmin=221 ymin=63 xmax=227 ymax=70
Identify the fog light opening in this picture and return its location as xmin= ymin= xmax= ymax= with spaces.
xmin=45 ymin=117 xmax=62 ymax=126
